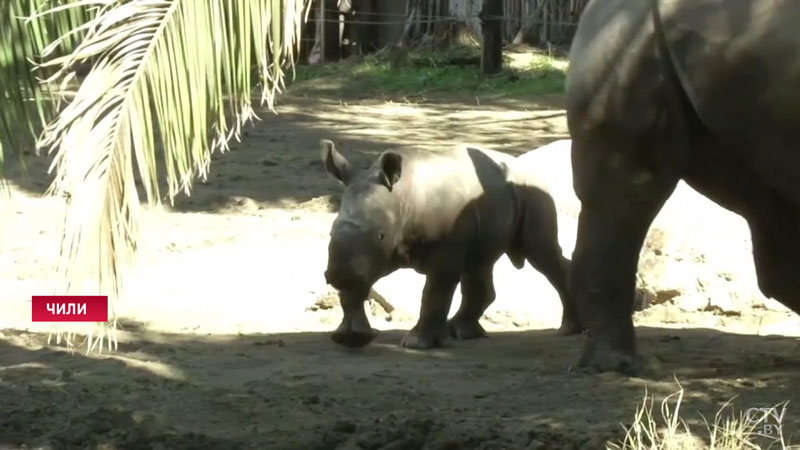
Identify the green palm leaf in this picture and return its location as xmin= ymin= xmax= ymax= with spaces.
xmin=29 ymin=0 xmax=309 ymax=352
xmin=0 ymin=0 xmax=94 ymax=179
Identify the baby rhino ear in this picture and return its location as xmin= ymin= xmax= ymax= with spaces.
xmin=379 ymin=151 xmax=402 ymax=190
xmin=321 ymin=139 xmax=352 ymax=185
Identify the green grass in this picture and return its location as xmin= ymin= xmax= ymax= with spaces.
xmin=288 ymin=44 xmax=568 ymax=98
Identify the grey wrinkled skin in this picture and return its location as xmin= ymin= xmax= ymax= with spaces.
xmin=566 ymin=0 xmax=800 ymax=375
xmin=321 ymin=139 xmax=581 ymax=350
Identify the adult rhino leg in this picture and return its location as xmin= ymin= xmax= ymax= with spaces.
xmin=401 ymin=271 xmax=460 ymax=349
xmin=570 ymin=136 xmax=679 ymax=374
xmin=747 ymin=194 xmax=800 ymax=314
xmin=684 ymin=150 xmax=800 ymax=315
xmin=447 ymin=264 xmax=495 ymax=340
xmin=519 ymin=186 xmax=582 ymax=335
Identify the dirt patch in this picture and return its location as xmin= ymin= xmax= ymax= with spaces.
xmin=1 ymin=326 xmax=798 ymax=449
xmin=1 ymin=87 xmax=799 ymax=449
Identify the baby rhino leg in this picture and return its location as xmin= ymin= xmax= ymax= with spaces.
xmin=447 ymin=265 xmax=495 ymax=340
xmin=401 ymin=271 xmax=460 ymax=349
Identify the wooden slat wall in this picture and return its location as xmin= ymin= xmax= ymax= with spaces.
xmin=444 ymin=0 xmax=586 ymax=44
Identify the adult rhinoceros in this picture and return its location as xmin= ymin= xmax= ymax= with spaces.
xmin=566 ymin=0 xmax=800 ymax=374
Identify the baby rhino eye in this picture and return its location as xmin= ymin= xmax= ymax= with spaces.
xmin=378 ymin=232 xmax=385 ymax=240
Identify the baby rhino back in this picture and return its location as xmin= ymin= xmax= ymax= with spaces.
xmin=401 ymin=145 xmax=520 ymax=253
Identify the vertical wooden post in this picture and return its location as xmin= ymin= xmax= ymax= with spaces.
xmin=480 ymin=0 xmax=503 ymax=75
xmin=318 ymin=0 xmax=340 ymax=63
xmin=340 ymin=0 xmax=356 ymax=58
xmin=353 ymin=0 xmax=380 ymax=55
xmin=299 ymin=5 xmax=317 ymax=63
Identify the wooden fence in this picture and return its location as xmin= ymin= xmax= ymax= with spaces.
xmin=302 ymin=0 xmax=589 ymax=63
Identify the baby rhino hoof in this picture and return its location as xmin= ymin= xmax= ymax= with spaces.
xmin=400 ymin=329 xmax=447 ymax=349
xmin=330 ymin=316 xmax=378 ymax=348
xmin=331 ymin=329 xmax=378 ymax=348
xmin=447 ymin=318 xmax=487 ymax=340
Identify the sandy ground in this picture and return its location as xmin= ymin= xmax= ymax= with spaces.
xmin=1 ymin=79 xmax=799 ymax=449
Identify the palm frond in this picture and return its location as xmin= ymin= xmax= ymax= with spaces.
xmin=32 ymin=0 xmax=309 ymax=351
xmin=0 ymin=0 xmax=94 ymax=179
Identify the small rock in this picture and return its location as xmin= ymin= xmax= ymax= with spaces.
xmin=673 ymin=292 xmax=710 ymax=312
xmin=720 ymin=271 xmax=734 ymax=281
xmin=260 ymin=158 xmax=278 ymax=166
xmin=655 ymin=288 xmax=683 ymax=305
xmin=527 ymin=440 xmax=546 ymax=450
xmin=380 ymin=438 xmax=419 ymax=450
xmin=308 ymin=291 xmax=340 ymax=312
xmin=333 ymin=420 xmax=356 ymax=434
xmin=356 ymin=431 xmax=391 ymax=450
xmin=581 ymin=435 xmax=612 ymax=450
xmin=705 ymin=285 xmax=742 ymax=315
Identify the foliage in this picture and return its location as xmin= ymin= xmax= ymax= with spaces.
xmin=2 ymin=0 xmax=309 ymax=351
xmin=0 ymin=0 xmax=95 ymax=176
xmin=290 ymin=44 xmax=567 ymax=99
xmin=607 ymin=379 xmax=795 ymax=450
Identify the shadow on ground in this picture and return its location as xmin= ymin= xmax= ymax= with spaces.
xmin=1 ymin=325 xmax=797 ymax=449
xmin=2 ymin=89 xmax=569 ymax=216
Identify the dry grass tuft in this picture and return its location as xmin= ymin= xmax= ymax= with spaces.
xmin=608 ymin=378 xmax=796 ymax=450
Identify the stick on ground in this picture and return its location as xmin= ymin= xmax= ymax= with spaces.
xmin=368 ymin=287 xmax=395 ymax=314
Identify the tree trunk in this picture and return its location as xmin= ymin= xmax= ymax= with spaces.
xmin=480 ymin=0 xmax=503 ymax=75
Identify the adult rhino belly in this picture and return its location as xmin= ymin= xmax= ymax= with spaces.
xmin=658 ymin=0 xmax=800 ymax=202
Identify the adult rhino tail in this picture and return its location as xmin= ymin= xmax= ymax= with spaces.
xmin=649 ymin=0 xmax=707 ymax=169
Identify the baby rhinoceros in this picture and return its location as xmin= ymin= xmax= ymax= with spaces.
xmin=320 ymin=139 xmax=582 ymax=349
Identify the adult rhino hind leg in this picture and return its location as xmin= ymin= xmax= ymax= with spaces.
xmin=748 ymin=195 xmax=800 ymax=315
xmin=447 ymin=265 xmax=495 ymax=340
xmin=570 ymin=137 xmax=679 ymax=375
xmin=401 ymin=272 xmax=460 ymax=349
